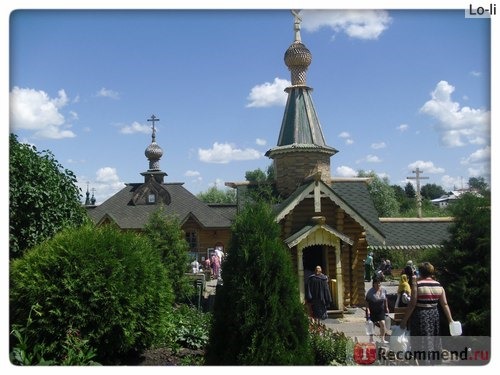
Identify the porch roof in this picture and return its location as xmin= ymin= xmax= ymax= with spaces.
xmin=285 ymin=223 xmax=354 ymax=248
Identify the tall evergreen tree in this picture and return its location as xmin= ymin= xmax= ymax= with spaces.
xmin=205 ymin=201 xmax=313 ymax=365
xmin=404 ymin=182 xmax=416 ymax=198
xmin=428 ymin=193 xmax=490 ymax=335
xmin=143 ymin=207 xmax=192 ymax=303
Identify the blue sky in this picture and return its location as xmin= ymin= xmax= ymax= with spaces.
xmin=7 ymin=6 xmax=493 ymax=205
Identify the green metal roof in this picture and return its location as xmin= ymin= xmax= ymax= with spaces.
xmin=266 ymin=87 xmax=338 ymax=157
xmin=278 ymin=87 xmax=327 ymax=146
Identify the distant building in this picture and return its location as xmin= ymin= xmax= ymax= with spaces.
xmin=431 ymin=190 xmax=465 ymax=208
xmin=86 ymin=116 xmax=235 ymax=262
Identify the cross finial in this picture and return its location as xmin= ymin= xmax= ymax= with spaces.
xmin=147 ymin=114 xmax=160 ymax=141
xmin=291 ymin=9 xmax=302 ymax=42
xmin=407 ymin=167 xmax=429 ymax=218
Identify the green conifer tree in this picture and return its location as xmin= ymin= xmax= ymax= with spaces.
xmin=205 ymin=201 xmax=313 ymax=365
xmin=143 ymin=207 xmax=192 ymax=303
xmin=429 ymin=193 xmax=490 ymax=336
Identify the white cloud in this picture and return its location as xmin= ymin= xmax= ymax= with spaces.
xmin=357 ymin=154 xmax=382 ymax=163
xmin=335 ymin=165 xmax=357 ymax=177
xmin=246 ymin=77 xmax=289 ymax=108
xmin=185 ymin=170 xmax=202 ymax=183
xmin=209 ymin=178 xmax=226 ymax=189
xmin=10 ymin=86 xmax=75 ymax=139
xmin=420 ymin=81 xmax=490 ymax=147
xmin=96 ymin=87 xmax=120 ymax=99
xmin=396 ymin=124 xmax=409 ymax=132
xmin=95 ymin=167 xmax=121 ymax=183
xmin=79 ymin=167 xmax=125 ymax=204
xmin=467 ymin=165 xmax=490 ymax=179
xmin=461 ymin=146 xmax=490 ymax=165
xmin=120 ymin=121 xmax=151 ymax=134
xmin=300 ymin=10 xmax=392 ymax=40
xmin=365 ymin=154 xmax=382 ymax=163
xmin=371 ymin=142 xmax=386 ymax=149
xmin=185 ymin=170 xmax=201 ymax=177
xmin=198 ymin=142 xmax=262 ymax=164
xmin=470 ymin=71 xmax=482 ymax=77
xmin=407 ymin=160 xmax=445 ymax=174
xmin=338 ymin=131 xmax=350 ymax=138
xmin=338 ymin=131 xmax=354 ymax=144
xmin=440 ymin=175 xmax=464 ymax=191
xmin=256 ymin=138 xmax=267 ymax=146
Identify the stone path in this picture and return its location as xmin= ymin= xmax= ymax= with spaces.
xmin=323 ymin=280 xmax=399 ymax=342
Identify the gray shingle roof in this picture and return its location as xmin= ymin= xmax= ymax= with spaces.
xmin=87 ymin=182 xmax=234 ymax=229
xmin=329 ymin=180 xmax=386 ymax=238
xmin=366 ymin=218 xmax=453 ymax=249
xmin=273 ymin=179 xmax=386 ymax=242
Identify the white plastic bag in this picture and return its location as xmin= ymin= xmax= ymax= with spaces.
xmin=390 ymin=325 xmax=409 ymax=352
xmin=365 ymin=320 xmax=374 ymax=335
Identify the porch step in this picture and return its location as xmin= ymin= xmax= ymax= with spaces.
xmin=327 ymin=309 xmax=344 ymax=318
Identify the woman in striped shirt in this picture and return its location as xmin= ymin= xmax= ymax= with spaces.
xmin=400 ymin=262 xmax=455 ymax=363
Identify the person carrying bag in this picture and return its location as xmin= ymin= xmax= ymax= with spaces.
xmin=395 ymin=274 xmax=411 ymax=307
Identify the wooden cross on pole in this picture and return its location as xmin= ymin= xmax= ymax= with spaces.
xmin=147 ymin=114 xmax=160 ymax=141
xmin=291 ymin=10 xmax=302 ymax=42
xmin=407 ymin=167 xmax=429 ymax=218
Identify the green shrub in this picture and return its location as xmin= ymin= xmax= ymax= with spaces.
xmin=169 ymin=306 xmax=211 ymax=351
xmin=309 ymin=320 xmax=355 ymax=365
xmin=10 ymin=225 xmax=174 ymax=363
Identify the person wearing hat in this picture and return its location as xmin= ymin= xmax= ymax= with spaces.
xmin=364 ymin=252 xmax=374 ymax=281
xmin=402 ymin=260 xmax=417 ymax=288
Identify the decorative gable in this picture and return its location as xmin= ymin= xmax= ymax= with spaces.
xmin=274 ymin=179 xmax=386 ymax=244
xmin=130 ymin=179 xmax=171 ymax=206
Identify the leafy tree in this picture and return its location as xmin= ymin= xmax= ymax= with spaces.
xmin=10 ymin=225 xmax=174 ymax=363
xmin=468 ymin=176 xmax=489 ymax=193
xmin=143 ymin=206 xmax=192 ymax=303
xmin=9 ymin=133 xmax=89 ymax=258
xmin=404 ymin=182 xmax=416 ymax=198
xmin=206 ymin=201 xmax=313 ymax=365
xmin=197 ymin=186 xmax=236 ymax=204
xmin=427 ymin=193 xmax=490 ymax=335
xmin=421 ymin=183 xmax=446 ymax=200
xmin=391 ymin=184 xmax=406 ymax=202
xmin=245 ymin=168 xmax=267 ymax=183
xmin=358 ymin=171 xmax=399 ymax=217
xmin=243 ymin=167 xmax=281 ymax=204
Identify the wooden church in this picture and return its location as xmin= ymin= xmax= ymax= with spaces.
xmin=227 ymin=13 xmax=452 ymax=311
xmin=86 ymin=12 xmax=452 ymax=314
xmin=85 ymin=116 xmax=235 ymax=263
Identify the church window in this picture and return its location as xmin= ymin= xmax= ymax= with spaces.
xmin=148 ymin=193 xmax=156 ymax=203
xmin=185 ymin=231 xmax=197 ymax=250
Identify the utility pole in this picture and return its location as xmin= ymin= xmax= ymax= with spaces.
xmin=407 ymin=167 xmax=429 ymax=218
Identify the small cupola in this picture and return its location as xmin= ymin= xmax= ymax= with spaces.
xmin=141 ymin=114 xmax=167 ymax=184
